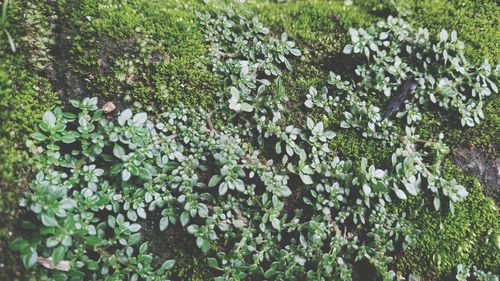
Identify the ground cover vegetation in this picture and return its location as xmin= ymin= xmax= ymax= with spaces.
xmin=1 ymin=0 xmax=499 ymax=280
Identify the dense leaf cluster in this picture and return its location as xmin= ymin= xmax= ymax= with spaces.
xmin=341 ymin=16 xmax=498 ymax=127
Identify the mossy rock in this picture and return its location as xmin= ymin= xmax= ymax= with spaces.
xmin=395 ymin=161 xmax=500 ymax=279
xmin=64 ymin=0 xmax=223 ymax=110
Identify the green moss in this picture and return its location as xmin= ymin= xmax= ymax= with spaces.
xmin=395 ymin=0 xmax=500 ymax=158
xmin=329 ymin=132 xmax=393 ymax=167
xmin=253 ymin=0 xmax=378 ymax=32
xmin=0 ymin=1 xmax=59 ymax=279
xmin=353 ymin=0 xmax=499 ymax=64
xmin=352 ymin=0 xmax=500 ymax=155
xmin=253 ymin=0 xmax=376 ymax=72
xmin=362 ymin=1 xmax=500 ymax=276
xmin=173 ymin=255 xmax=213 ymax=281
xmin=415 ymin=96 xmax=500 ymax=159
xmin=381 ymin=22 xmax=500 ymax=281
xmin=396 ymin=161 xmax=500 ymax=279
xmin=0 ymin=3 xmax=58 ymax=197
xmin=0 ymin=63 xmax=55 ymax=181
xmin=65 ymin=0 xmax=222 ymax=111
xmin=407 ymin=0 xmax=499 ymax=64
xmin=250 ymin=0 xmax=372 ymax=123
xmin=464 ymin=97 xmax=500 ymax=157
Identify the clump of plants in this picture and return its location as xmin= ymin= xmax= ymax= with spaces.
xmin=455 ymin=264 xmax=499 ymax=281
xmin=341 ymin=16 xmax=498 ymax=127
xmin=10 ymin=1 xmax=499 ymax=280
xmin=307 ymin=16 xmax=498 ymax=214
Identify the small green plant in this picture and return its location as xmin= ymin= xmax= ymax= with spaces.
xmin=456 ymin=264 xmax=499 ymax=281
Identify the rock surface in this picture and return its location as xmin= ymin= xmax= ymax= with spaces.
xmin=384 ymin=76 xmax=417 ymax=118
xmin=452 ymin=145 xmax=499 ymax=202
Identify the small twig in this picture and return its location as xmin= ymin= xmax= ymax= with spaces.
xmin=206 ymin=111 xmax=216 ymax=132
xmin=95 ymin=247 xmax=129 ymax=267
xmin=211 ymin=45 xmax=242 ymax=59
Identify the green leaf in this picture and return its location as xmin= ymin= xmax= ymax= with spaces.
xmin=208 ymin=175 xmax=221 ymax=187
xmin=137 ymin=207 xmax=147 ymax=219
xmin=59 ymin=198 xmax=77 ymax=209
xmin=129 ymin=233 xmax=141 ymax=245
xmin=361 ymin=158 xmax=368 ymax=170
xmin=324 ymin=131 xmax=336 ymax=139
xmin=306 ymin=117 xmax=314 ymax=130
xmin=207 ymin=258 xmax=219 ymax=269
xmin=304 ymin=99 xmax=313 ymax=108
xmin=433 ymin=197 xmax=441 ymax=210
xmin=240 ymin=102 xmax=253 ymax=112
xmin=23 ymin=251 xmax=38 ymax=268
xmin=46 ymin=237 xmax=59 ymax=248
xmin=107 ymin=216 xmax=116 ymax=227
xmin=395 ymin=189 xmax=407 ymax=200
xmin=138 ymin=167 xmax=152 ymax=180
xmin=129 ymin=223 xmax=141 ymax=232
xmin=439 ymin=29 xmax=448 ymax=41
xmin=180 ymin=212 xmax=190 ymax=226
xmin=235 ymin=179 xmax=245 ymax=192
xmin=159 ymin=217 xmax=169 ymax=231
xmin=113 ymin=144 xmax=126 ymax=159
xmin=139 ymin=243 xmax=148 ymax=254
xmin=127 ymin=210 xmax=137 ymax=221
xmin=271 ymin=218 xmax=280 ymax=230
xmin=198 ymin=204 xmax=209 ymax=218
xmin=404 ymin=182 xmax=417 ymax=196
xmin=343 ymin=44 xmax=353 ymax=54
xmin=5 ymin=29 xmax=16 ymax=52
xmin=362 ymin=184 xmax=372 ymax=196
xmin=111 ymin=163 xmax=124 ymax=174
xmin=162 ymin=259 xmax=175 ymax=270
xmin=43 ymin=111 xmax=57 ymax=128
xmin=187 ymin=225 xmax=198 ymax=234
xmin=290 ymin=48 xmax=301 ymax=56
xmin=132 ymin=112 xmax=147 ymax=125
xmin=122 ymin=169 xmax=131 ymax=182
xmin=300 ymin=174 xmax=313 ymax=185
xmin=87 ymin=260 xmax=99 ymax=270
xmin=85 ymin=236 xmax=100 ymax=246
xmin=61 ymin=133 xmax=76 ymax=144
xmin=118 ymin=109 xmax=132 ymax=125
xmin=31 ymin=132 xmax=47 ymax=141
xmin=219 ymin=182 xmax=228 ymax=195
xmin=200 ymin=239 xmax=210 ymax=253
xmin=9 ymin=238 xmax=28 ymax=252
xmin=340 ymin=121 xmax=350 ymax=128
xmin=264 ymin=268 xmax=277 ymax=278
xmin=41 ymin=214 xmax=58 ymax=227
xmin=52 ymin=246 xmax=65 ymax=265
xmin=280 ymin=186 xmax=292 ymax=197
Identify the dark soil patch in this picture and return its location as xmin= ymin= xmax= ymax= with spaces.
xmin=453 ymin=145 xmax=499 ymax=202
xmin=48 ymin=1 xmax=88 ymax=101
xmin=139 ymin=210 xmax=214 ymax=280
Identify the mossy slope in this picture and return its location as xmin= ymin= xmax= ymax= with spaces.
xmin=0 ymin=0 xmax=498 ymax=280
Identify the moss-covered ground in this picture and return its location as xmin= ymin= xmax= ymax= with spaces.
xmin=0 ymin=0 xmax=498 ymax=279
